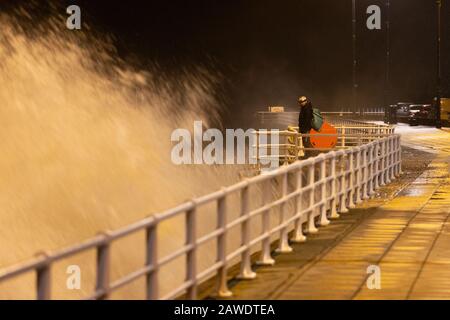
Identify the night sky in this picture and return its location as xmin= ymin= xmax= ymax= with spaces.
xmin=4 ymin=0 xmax=450 ymax=127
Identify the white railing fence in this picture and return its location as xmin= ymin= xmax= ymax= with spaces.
xmin=254 ymin=124 xmax=395 ymax=167
xmin=257 ymin=110 xmax=386 ymax=128
xmin=0 ymin=131 xmax=401 ymax=300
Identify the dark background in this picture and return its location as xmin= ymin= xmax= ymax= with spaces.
xmin=4 ymin=0 xmax=450 ymax=127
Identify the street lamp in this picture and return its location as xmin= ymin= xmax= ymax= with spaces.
xmin=385 ymin=0 xmax=391 ymax=123
xmin=435 ymin=0 xmax=442 ymax=129
xmin=352 ymin=0 xmax=358 ymax=115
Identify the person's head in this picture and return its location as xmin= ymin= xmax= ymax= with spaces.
xmin=298 ymin=96 xmax=308 ymax=107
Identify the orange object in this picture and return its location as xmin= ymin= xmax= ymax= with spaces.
xmin=309 ymin=122 xmax=338 ymax=149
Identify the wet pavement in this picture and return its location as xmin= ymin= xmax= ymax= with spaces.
xmin=213 ymin=125 xmax=450 ymax=300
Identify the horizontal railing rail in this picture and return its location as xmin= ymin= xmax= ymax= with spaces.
xmin=257 ymin=111 xmax=386 ymax=128
xmin=0 ymin=123 xmax=401 ymax=300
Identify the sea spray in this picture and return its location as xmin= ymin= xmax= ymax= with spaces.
xmin=0 ymin=6 xmax=242 ymax=299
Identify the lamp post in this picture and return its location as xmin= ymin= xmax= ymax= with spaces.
xmin=352 ymin=0 xmax=358 ymax=115
xmin=435 ymin=0 xmax=442 ymax=129
xmin=385 ymin=0 xmax=392 ymax=123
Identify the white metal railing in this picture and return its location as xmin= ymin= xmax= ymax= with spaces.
xmin=0 ymin=129 xmax=401 ymax=300
xmin=254 ymin=124 xmax=395 ymax=166
xmin=257 ymin=110 xmax=386 ymax=128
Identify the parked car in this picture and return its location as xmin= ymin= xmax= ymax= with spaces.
xmin=396 ymin=102 xmax=413 ymax=119
xmin=409 ymin=104 xmax=434 ymax=126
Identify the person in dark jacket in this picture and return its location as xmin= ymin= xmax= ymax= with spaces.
xmin=298 ymin=96 xmax=314 ymax=150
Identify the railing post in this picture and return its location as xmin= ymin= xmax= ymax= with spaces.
xmin=186 ymin=204 xmax=198 ymax=299
xmin=318 ymin=155 xmax=330 ymax=226
xmin=276 ymin=172 xmax=293 ymax=253
xmin=361 ymin=146 xmax=370 ymax=200
xmin=389 ymin=136 xmax=397 ymax=181
xmin=380 ymin=140 xmax=386 ymax=186
xmin=384 ymin=137 xmax=391 ymax=184
xmin=355 ymin=149 xmax=363 ymax=204
xmin=397 ymin=136 xmax=403 ymax=175
xmin=255 ymin=131 xmax=260 ymax=169
xmin=388 ymin=137 xmax=394 ymax=182
xmin=393 ymin=136 xmax=399 ymax=176
xmin=292 ymin=166 xmax=307 ymax=242
xmin=146 ymin=222 xmax=158 ymax=300
xmin=329 ymin=152 xmax=340 ymax=219
xmin=96 ymin=233 xmax=111 ymax=300
xmin=36 ymin=253 xmax=51 ymax=300
xmin=338 ymin=153 xmax=349 ymax=213
xmin=294 ymin=131 xmax=299 ymax=160
xmin=384 ymin=139 xmax=392 ymax=184
xmin=374 ymin=142 xmax=380 ymax=189
xmin=285 ymin=133 xmax=290 ymax=165
xmin=238 ymin=183 xmax=257 ymax=280
xmin=348 ymin=151 xmax=356 ymax=208
xmin=368 ymin=144 xmax=376 ymax=196
xmin=217 ymin=192 xmax=232 ymax=297
xmin=306 ymin=162 xmax=318 ymax=234
xmin=341 ymin=127 xmax=346 ymax=148
xmin=258 ymin=178 xmax=275 ymax=266
xmin=386 ymin=138 xmax=391 ymax=182
xmin=299 ymin=132 xmax=305 ymax=158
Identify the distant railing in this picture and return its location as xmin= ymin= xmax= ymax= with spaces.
xmin=254 ymin=123 xmax=395 ymax=167
xmin=257 ymin=110 xmax=385 ymax=129
xmin=0 ymin=123 xmax=401 ymax=300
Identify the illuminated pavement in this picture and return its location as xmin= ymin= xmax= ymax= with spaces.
xmin=215 ymin=125 xmax=450 ymax=300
